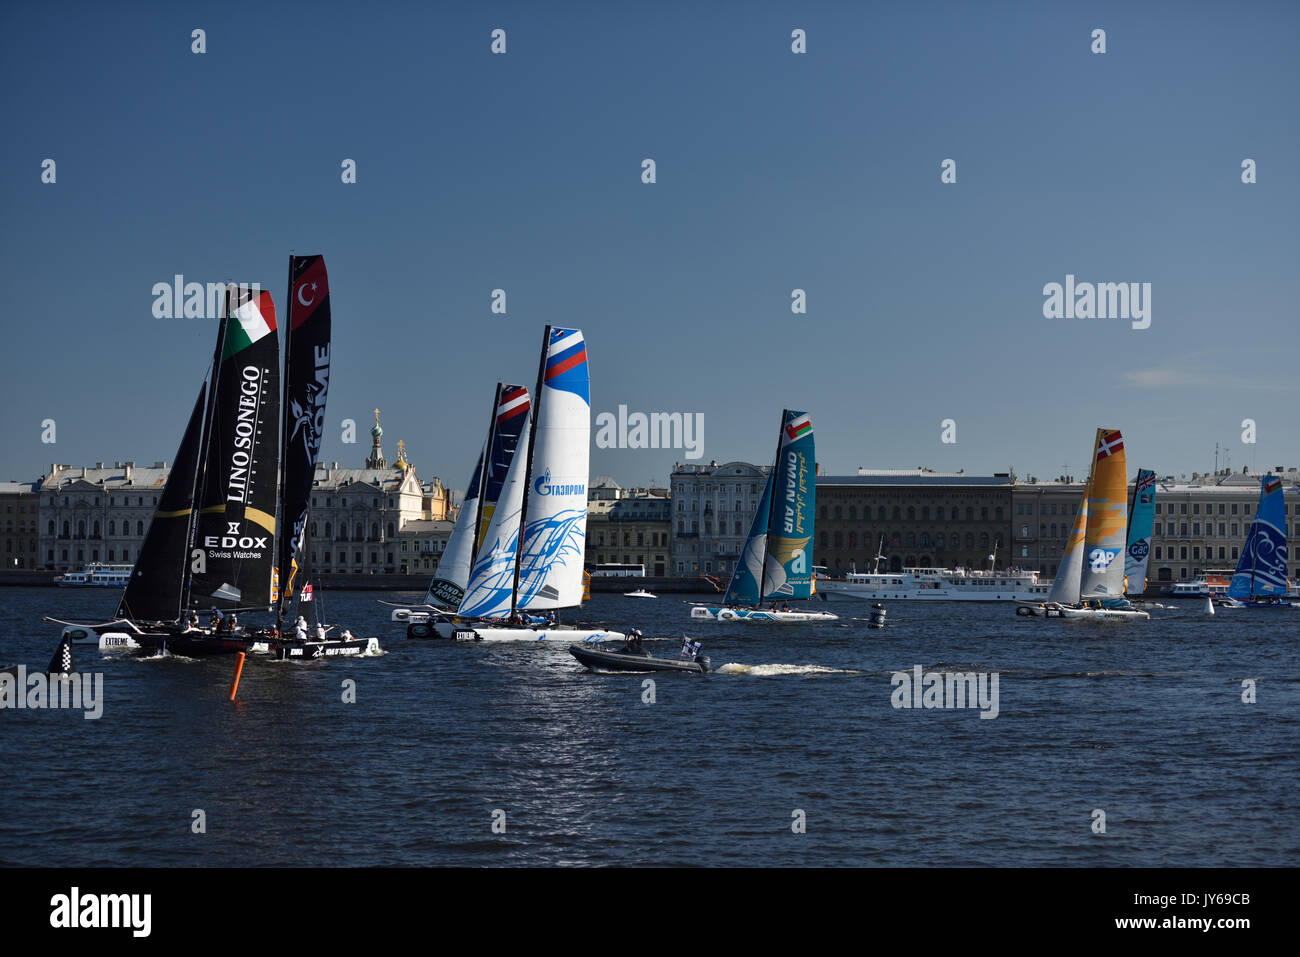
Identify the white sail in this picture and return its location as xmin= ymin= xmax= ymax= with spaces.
xmin=1047 ymin=484 xmax=1089 ymax=605
xmin=517 ymin=328 xmax=590 ymax=610
xmin=424 ymin=443 xmax=485 ymax=606
xmin=457 ymin=412 xmax=532 ymax=619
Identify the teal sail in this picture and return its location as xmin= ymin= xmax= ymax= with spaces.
xmin=762 ymin=410 xmax=816 ymax=599
xmin=1227 ymin=476 xmax=1289 ymax=599
xmin=724 ymin=471 xmax=774 ymax=606
xmin=721 ymin=409 xmax=817 ymax=606
xmin=1123 ymin=468 xmax=1156 ymax=595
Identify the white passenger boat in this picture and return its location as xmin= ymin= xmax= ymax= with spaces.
xmin=818 ymin=565 xmax=1048 ymax=602
xmin=54 ymin=563 xmax=133 ymax=588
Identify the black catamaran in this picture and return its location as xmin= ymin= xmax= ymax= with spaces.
xmin=49 ymin=260 xmax=379 ymax=659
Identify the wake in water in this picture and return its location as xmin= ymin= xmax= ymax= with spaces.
xmin=716 ymin=663 xmax=862 ymax=676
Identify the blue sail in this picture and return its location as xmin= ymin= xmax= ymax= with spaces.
xmin=724 ymin=470 xmax=773 ymax=607
xmin=1124 ymin=468 xmax=1157 ymax=595
xmin=762 ymin=410 xmax=816 ymax=600
xmin=1228 ymin=477 xmax=1288 ymax=598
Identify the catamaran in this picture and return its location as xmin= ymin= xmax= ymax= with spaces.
xmin=267 ymin=254 xmax=381 ymax=658
xmin=386 ymin=382 xmax=530 ymax=628
xmin=49 ymin=260 xmax=380 ymax=658
xmin=1123 ymin=468 xmax=1157 ymax=597
xmin=690 ymin=410 xmax=838 ymax=623
xmin=1224 ymin=475 xmax=1295 ymax=608
xmin=1016 ymin=428 xmax=1149 ymax=621
xmin=430 ymin=326 xmax=625 ymax=641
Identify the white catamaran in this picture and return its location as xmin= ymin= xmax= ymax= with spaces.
xmin=431 ymin=327 xmax=625 ymax=641
xmin=1016 ymin=428 xmax=1149 ymax=621
xmin=387 ymin=382 xmax=530 ymax=626
xmin=691 ymin=410 xmax=838 ymax=623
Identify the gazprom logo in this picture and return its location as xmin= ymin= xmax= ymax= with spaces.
xmin=533 ymin=467 xmax=584 ymax=497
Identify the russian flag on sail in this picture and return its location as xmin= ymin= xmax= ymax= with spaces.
xmin=498 ymin=385 xmax=530 ymax=422
xmin=542 ymin=328 xmax=589 ymax=403
xmin=785 ymin=413 xmax=813 ymax=441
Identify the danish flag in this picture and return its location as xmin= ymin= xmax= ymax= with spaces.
xmin=1096 ymin=430 xmax=1124 ymax=459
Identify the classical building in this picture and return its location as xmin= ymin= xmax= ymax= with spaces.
xmin=585 ymin=479 xmax=671 ymax=575
xmin=395 ymin=519 xmax=455 ymax=575
xmin=303 ymin=410 xmax=436 ymax=574
xmin=817 ymin=470 xmax=1015 ymax=574
xmin=670 ymin=461 xmax=771 ymax=577
xmin=1009 ymin=475 xmax=1088 ymax=580
xmin=37 ymin=462 xmax=170 ymax=571
xmin=1 ymin=481 xmax=41 ymax=571
xmin=1147 ymin=468 xmax=1300 ymax=587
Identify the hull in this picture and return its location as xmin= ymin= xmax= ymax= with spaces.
xmin=1015 ymin=602 xmax=1149 ymax=620
xmin=431 ymin=621 xmax=625 ymax=642
xmin=273 ymin=637 xmax=382 ymax=660
xmin=569 ymin=645 xmax=708 ymax=673
xmin=690 ymin=606 xmax=838 ymax=622
xmin=819 ymin=583 xmax=1046 ymax=602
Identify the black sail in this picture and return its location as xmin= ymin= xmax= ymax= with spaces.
xmin=189 ymin=286 xmax=281 ymax=610
xmin=277 ymin=255 xmax=331 ymax=612
xmin=115 ymin=384 xmax=207 ymax=622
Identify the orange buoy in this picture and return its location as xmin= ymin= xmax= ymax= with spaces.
xmin=228 ymin=651 xmax=246 ymax=701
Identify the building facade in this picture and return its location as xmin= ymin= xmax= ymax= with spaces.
xmin=586 ymin=489 xmax=671 ymax=575
xmin=670 ymin=461 xmax=771 ymax=577
xmin=817 ymin=470 xmax=1016 ymax=574
xmin=1146 ymin=468 xmax=1300 ymax=587
xmin=38 ymin=462 xmax=170 ymax=571
xmin=1 ymin=481 xmax=41 ymax=571
xmin=395 ymin=519 xmax=455 ymax=575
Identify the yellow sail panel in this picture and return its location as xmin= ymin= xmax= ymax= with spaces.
xmin=1081 ymin=428 xmax=1128 ymax=597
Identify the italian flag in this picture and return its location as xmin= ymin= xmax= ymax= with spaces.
xmin=785 ymin=413 xmax=813 ymax=441
xmin=222 ymin=289 xmax=277 ymax=359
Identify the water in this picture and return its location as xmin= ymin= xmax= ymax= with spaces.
xmin=1 ymin=587 xmax=1296 ymax=866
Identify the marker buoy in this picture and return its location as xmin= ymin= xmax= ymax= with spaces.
xmin=229 ymin=651 xmax=246 ymax=701
xmin=1204 ymin=596 xmax=1215 ymax=616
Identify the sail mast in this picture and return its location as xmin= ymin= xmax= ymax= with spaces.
xmin=510 ymin=325 xmax=551 ymax=617
xmin=277 ymin=256 xmax=294 ymax=633
xmin=753 ymin=408 xmax=788 ymax=606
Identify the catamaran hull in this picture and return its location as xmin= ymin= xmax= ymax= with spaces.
xmin=1015 ymin=603 xmax=1149 ymax=620
xmin=690 ymin=606 xmax=839 ymax=622
xmin=431 ymin=621 xmax=626 ymax=642
xmin=273 ymin=637 xmax=382 ymax=660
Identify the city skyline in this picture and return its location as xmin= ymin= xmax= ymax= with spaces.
xmin=2 ymin=3 xmax=1297 ymax=490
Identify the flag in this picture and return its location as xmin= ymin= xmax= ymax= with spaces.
xmin=681 ymin=637 xmax=701 ymax=660
xmin=301 ymin=584 xmax=314 ymax=603
xmin=785 ymin=413 xmax=813 ymax=441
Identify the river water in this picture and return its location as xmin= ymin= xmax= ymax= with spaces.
xmin=1 ymin=587 xmax=1295 ymax=866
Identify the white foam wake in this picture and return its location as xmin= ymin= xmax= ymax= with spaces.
xmin=715 ymin=663 xmax=861 ymax=676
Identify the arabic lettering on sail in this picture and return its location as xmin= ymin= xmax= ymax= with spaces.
xmin=1245 ymin=522 xmax=1288 ymax=590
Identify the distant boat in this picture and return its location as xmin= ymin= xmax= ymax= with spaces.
xmin=624 ymin=588 xmax=657 ymax=599
xmin=53 ymin=563 xmax=133 ymax=588
xmin=1225 ymin=476 xmax=1296 ymax=608
xmin=1017 ymin=429 xmax=1149 ymax=621
xmin=691 ymin=410 xmax=837 ymax=623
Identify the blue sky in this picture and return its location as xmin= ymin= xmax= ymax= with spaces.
xmin=2 ymin=1 xmax=1297 ymax=494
